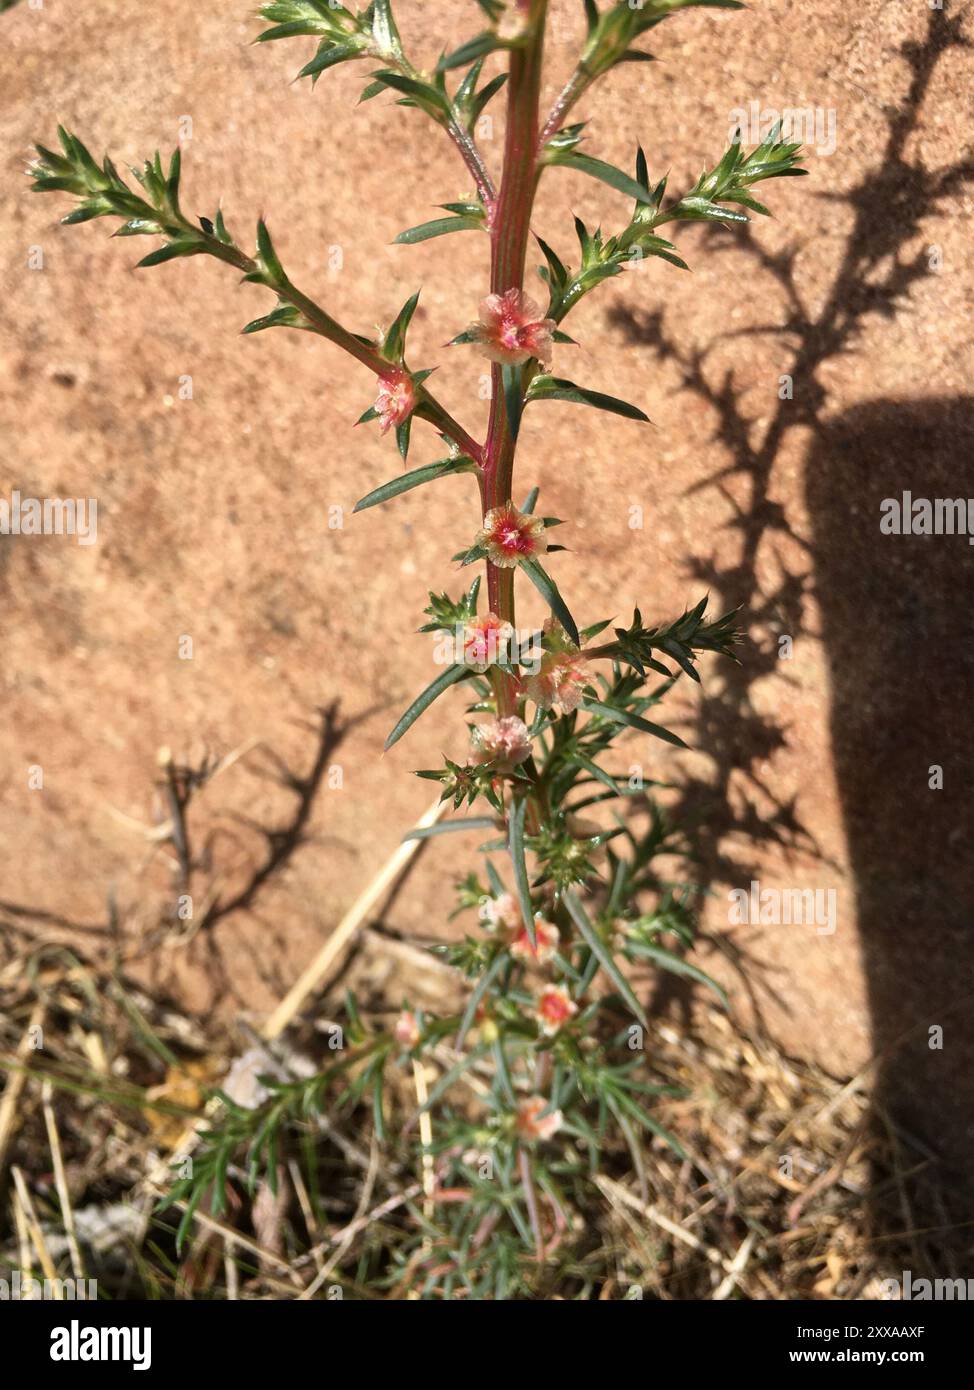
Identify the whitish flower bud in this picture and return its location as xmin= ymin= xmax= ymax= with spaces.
xmin=471 ymin=715 xmax=532 ymax=768
xmin=516 ymin=1095 xmax=563 ymax=1143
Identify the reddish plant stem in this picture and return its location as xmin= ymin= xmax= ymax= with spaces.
xmin=518 ymin=1144 xmax=546 ymax=1265
xmin=482 ymin=1 xmax=548 ymax=719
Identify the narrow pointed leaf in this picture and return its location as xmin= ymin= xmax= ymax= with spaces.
xmin=456 ymin=951 xmax=508 ymax=1051
xmin=403 ymin=816 xmax=497 ymax=842
xmin=626 ymin=941 xmax=728 ymax=1009
xmin=371 ymin=0 xmax=403 ymax=58
xmin=354 ymin=456 xmax=475 ymax=512
xmin=437 ymin=32 xmax=504 ymax=72
xmin=605 ymin=1090 xmax=686 ymax=1161
xmin=136 ymin=240 xmax=202 ymax=268
xmin=242 ymin=304 xmax=309 ymax=334
xmin=520 ymin=559 xmax=579 ymax=647
xmin=396 ymin=415 xmax=412 ymax=462
xmin=673 ymin=195 xmax=749 ymax=224
xmin=581 ymin=700 xmax=687 ymax=750
xmin=527 ymin=376 xmax=649 ymax=423
xmin=297 ymin=42 xmax=362 ymax=80
xmin=501 ymin=362 xmax=523 ymax=439
xmin=549 ymin=151 xmax=654 ymax=204
xmin=564 ymin=890 xmax=647 ymax=1028
xmin=447 ymin=328 xmax=484 ymax=349
xmin=508 ymin=795 xmax=536 ymax=950
xmin=382 ymin=289 xmax=420 ymax=361
xmin=385 ymin=664 xmax=470 ymax=750
xmin=394 ymin=216 xmax=483 ymax=244
xmin=255 ymin=219 xmax=285 ymax=284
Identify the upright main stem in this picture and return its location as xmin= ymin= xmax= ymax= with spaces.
xmin=482 ymin=1 xmax=548 ymax=716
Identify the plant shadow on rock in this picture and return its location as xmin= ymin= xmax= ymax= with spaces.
xmin=607 ymin=4 xmax=974 ymax=1261
xmin=0 ymin=701 xmax=365 ymax=1012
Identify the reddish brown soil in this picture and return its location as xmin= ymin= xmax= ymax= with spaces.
xmin=2 ymin=1 xmax=972 ymax=1166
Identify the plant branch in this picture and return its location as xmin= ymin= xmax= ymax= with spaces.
xmin=444 ymin=114 xmax=497 ymax=208
xmin=28 ymin=135 xmax=484 ymax=464
xmin=209 ymin=234 xmax=485 ymax=461
xmin=538 ymin=65 xmax=592 ymax=150
xmin=379 ymin=49 xmax=497 ymax=206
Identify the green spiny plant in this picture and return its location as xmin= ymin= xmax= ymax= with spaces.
xmin=29 ymin=0 xmax=805 ymax=1295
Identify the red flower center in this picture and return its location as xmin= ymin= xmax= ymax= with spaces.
xmin=498 ymin=524 xmax=529 ymax=554
xmin=541 ymin=994 xmax=570 ymax=1023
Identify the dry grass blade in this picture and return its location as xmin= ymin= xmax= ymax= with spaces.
xmin=41 ymin=1079 xmax=86 ymax=1281
xmin=0 ymin=1002 xmax=45 ymax=1177
xmin=262 ymin=797 xmax=447 ymax=1042
xmin=11 ymin=1165 xmax=60 ymax=1288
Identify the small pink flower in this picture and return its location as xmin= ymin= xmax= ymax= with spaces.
xmin=472 ymin=289 xmax=555 ymax=367
xmin=516 ymin=1095 xmax=563 ymax=1143
xmin=479 ymin=891 xmax=521 ymax=934
xmin=534 ymin=983 xmax=578 ymax=1036
xmin=477 ymin=502 xmax=547 ymax=569
xmin=471 ymin=715 xmax=532 ymax=768
xmin=510 ymin=915 xmax=560 ymax=965
xmin=523 ymin=619 xmax=593 ymax=714
xmin=374 ymin=368 xmax=416 ymax=434
xmin=393 ymin=1011 xmax=421 ymax=1048
xmin=463 ymin=613 xmax=514 ymax=672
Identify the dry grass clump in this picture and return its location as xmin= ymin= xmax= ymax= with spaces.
xmin=0 ymin=935 xmax=965 ymax=1300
